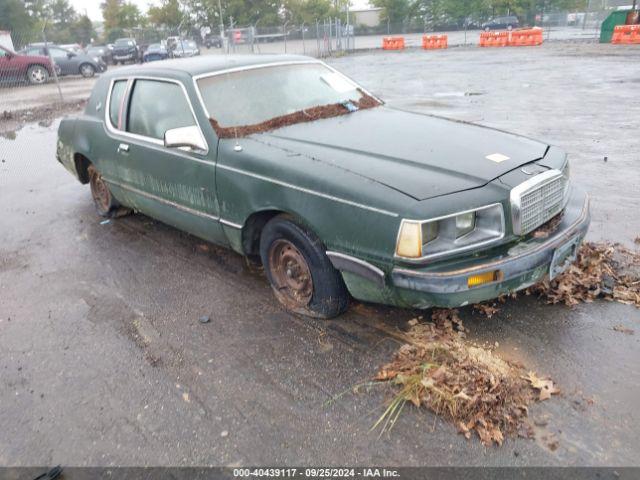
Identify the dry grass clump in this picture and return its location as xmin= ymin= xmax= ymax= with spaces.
xmin=374 ymin=310 xmax=556 ymax=446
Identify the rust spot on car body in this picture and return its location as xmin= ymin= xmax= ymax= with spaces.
xmin=209 ymin=93 xmax=381 ymax=139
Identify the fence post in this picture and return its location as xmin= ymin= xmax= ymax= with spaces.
xmin=283 ymin=21 xmax=289 ymax=53
xmin=42 ymin=26 xmax=64 ymax=103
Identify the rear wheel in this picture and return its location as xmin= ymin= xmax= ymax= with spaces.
xmin=260 ymin=215 xmax=349 ymax=318
xmin=26 ymin=65 xmax=49 ymax=85
xmin=80 ymin=63 xmax=96 ymax=78
xmin=88 ymin=164 xmax=118 ymax=217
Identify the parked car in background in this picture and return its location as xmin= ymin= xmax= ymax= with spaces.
xmin=143 ymin=43 xmax=170 ymax=62
xmin=0 ymin=44 xmax=57 ymax=85
xmin=56 ymin=55 xmax=589 ymax=318
xmin=112 ymin=38 xmax=139 ymax=64
xmin=86 ymin=45 xmax=113 ymax=65
xmin=204 ymin=35 xmax=223 ymax=48
xmin=21 ymin=44 xmax=106 ymax=77
xmin=482 ymin=15 xmax=520 ymax=30
xmin=171 ymin=40 xmax=200 ymax=58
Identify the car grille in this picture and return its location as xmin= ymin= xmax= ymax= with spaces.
xmin=510 ymin=170 xmax=568 ymax=235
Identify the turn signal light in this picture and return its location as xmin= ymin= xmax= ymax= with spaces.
xmin=467 ymin=270 xmax=502 ymax=288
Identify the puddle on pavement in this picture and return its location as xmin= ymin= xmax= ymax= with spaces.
xmin=0 ymin=120 xmax=60 ymax=187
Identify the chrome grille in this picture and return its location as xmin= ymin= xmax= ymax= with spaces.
xmin=510 ymin=170 xmax=568 ymax=235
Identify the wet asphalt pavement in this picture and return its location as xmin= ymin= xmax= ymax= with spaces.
xmin=1 ymin=42 xmax=639 ymax=466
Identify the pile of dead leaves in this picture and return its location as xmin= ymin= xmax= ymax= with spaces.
xmin=527 ymin=242 xmax=640 ymax=308
xmin=374 ymin=309 xmax=558 ymax=446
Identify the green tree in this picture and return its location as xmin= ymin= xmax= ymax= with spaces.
xmin=0 ymin=0 xmax=37 ymax=45
xmin=71 ymin=14 xmax=96 ymax=45
xmin=148 ymin=0 xmax=184 ymax=28
xmin=48 ymin=0 xmax=76 ymax=27
xmin=101 ymin=0 xmax=123 ymax=30
xmin=283 ymin=0 xmax=334 ymax=23
xmin=372 ymin=0 xmax=414 ymax=24
xmin=119 ymin=2 xmax=143 ymax=28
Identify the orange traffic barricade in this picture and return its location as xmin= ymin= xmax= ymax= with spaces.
xmin=479 ymin=31 xmax=509 ymax=47
xmin=422 ymin=34 xmax=448 ymax=49
xmin=509 ymin=28 xmax=544 ymax=46
xmin=382 ymin=36 xmax=405 ymax=50
xmin=612 ymin=25 xmax=640 ymax=44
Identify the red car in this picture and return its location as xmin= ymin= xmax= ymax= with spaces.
xmin=0 ymin=44 xmax=57 ymax=85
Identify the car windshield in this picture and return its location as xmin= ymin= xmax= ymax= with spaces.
xmin=148 ymin=44 xmax=163 ymax=51
xmin=197 ymin=63 xmax=380 ymax=137
xmin=116 ymin=39 xmax=133 ymax=46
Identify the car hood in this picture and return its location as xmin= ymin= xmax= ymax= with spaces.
xmin=259 ymin=107 xmax=549 ymax=200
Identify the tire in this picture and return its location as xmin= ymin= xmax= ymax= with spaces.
xmin=260 ymin=215 xmax=349 ymax=318
xmin=80 ymin=63 xmax=96 ymax=78
xmin=88 ymin=164 xmax=119 ymax=217
xmin=26 ymin=65 xmax=49 ymax=85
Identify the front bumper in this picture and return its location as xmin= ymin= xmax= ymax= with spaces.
xmin=390 ymin=186 xmax=590 ymax=308
xmin=113 ymin=53 xmax=135 ymax=61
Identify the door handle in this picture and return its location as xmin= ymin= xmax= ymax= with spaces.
xmin=117 ymin=143 xmax=129 ymax=153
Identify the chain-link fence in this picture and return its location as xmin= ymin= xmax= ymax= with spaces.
xmin=0 ymin=2 xmax=629 ymax=115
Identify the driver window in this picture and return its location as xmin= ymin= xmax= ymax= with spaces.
xmin=49 ymin=48 xmax=67 ymax=59
xmin=127 ymin=79 xmax=196 ymax=140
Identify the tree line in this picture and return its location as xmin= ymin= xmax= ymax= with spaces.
xmin=0 ymin=0 xmax=587 ymax=47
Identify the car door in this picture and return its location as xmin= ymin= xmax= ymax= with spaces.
xmin=104 ymin=76 xmax=227 ymax=245
xmin=47 ymin=47 xmax=74 ymax=74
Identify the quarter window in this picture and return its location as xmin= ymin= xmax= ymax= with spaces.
xmin=109 ymin=80 xmax=127 ymax=128
xmin=127 ymin=80 xmax=196 ymax=140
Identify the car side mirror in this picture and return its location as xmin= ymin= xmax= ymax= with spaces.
xmin=164 ymin=126 xmax=207 ymax=152
xmin=67 ymin=52 xmax=75 ymax=58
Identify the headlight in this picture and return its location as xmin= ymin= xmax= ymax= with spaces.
xmin=395 ymin=203 xmax=505 ymax=261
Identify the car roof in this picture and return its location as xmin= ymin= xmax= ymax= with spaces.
xmin=105 ymin=54 xmax=315 ymax=79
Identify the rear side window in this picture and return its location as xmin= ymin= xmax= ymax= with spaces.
xmin=109 ymin=80 xmax=127 ymax=128
xmin=127 ymin=80 xmax=195 ymax=140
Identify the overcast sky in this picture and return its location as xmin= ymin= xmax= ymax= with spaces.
xmin=71 ymin=0 xmax=160 ymax=22
xmin=71 ymin=0 xmax=372 ymax=23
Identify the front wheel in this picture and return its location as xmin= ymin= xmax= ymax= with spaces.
xmin=26 ymin=65 xmax=49 ymax=85
xmin=260 ymin=215 xmax=349 ymax=318
xmin=80 ymin=63 xmax=96 ymax=78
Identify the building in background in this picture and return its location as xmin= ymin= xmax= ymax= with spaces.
xmin=0 ymin=31 xmax=15 ymax=51
xmin=351 ymin=7 xmax=383 ymax=27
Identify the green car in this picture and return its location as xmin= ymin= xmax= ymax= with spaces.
xmin=56 ymin=55 xmax=590 ymax=318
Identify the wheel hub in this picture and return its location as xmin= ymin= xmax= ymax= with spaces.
xmin=268 ymin=239 xmax=313 ymax=308
xmin=89 ymin=168 xmax=111 ymax=213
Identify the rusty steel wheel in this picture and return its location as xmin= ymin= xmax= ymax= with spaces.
xmin=88 ymin=164 xmax=115 ymax=217
xmin=260 ymin=215 xmax=349 ymax=318
xmin=268 ymin=239 xmax=314 ymax=309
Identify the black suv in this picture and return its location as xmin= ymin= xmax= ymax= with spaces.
xmin=204 ymin=35 xmax=223 ymax=48
xmin=482 ymin=15 xmax=520 ymax=31
xmin=112 ymin=38 xmax=139 ymax=64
